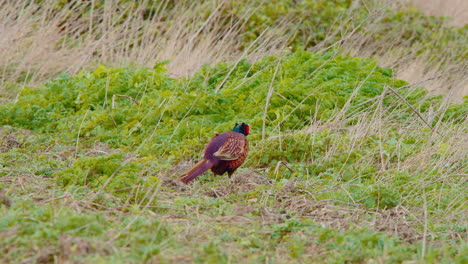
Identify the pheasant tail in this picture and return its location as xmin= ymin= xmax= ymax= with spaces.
xmin=180 ymin=159 xmax=214 ymax=183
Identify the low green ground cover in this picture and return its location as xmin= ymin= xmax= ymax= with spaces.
xmin=0 ymin=50 xmax=466 ymax=262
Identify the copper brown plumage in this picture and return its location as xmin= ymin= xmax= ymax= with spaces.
xmin=180 ymin=123 xmax=250 ymax=184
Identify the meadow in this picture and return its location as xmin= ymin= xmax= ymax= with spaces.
xmin=0 ymin=0 xmax=466 ymax=263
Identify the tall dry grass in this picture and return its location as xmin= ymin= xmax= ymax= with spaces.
xmin=0 ymin=0 xmax=466 ymax=100
xmin=400 ymin=0 xmax=468 ymax=26
xmin=393 ymin=0 xmax=467 ymax=99
xmin=333 ymin=0 xmax=468 ymax=101
xmin=0 ymin=0 xmax=288 ymax=94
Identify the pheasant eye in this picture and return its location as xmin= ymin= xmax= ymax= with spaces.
xmin=245 ymin=125 xmax=250 ymax=134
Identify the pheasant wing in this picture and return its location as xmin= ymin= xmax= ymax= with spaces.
xmin=213 ymin=135 xmax=245 ymax=161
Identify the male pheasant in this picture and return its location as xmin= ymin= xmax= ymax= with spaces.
xmin=180 ymin=123 xmax=250 ymax=184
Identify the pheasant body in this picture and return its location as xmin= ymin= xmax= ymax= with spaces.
xmin=180 ymin=123 xmax=250 ymax=183
xmin=206 ymin=131 xmax=249 ymax=176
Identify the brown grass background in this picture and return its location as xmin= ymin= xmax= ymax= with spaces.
xmin=0 ymin=0 xmax=466 ymax=101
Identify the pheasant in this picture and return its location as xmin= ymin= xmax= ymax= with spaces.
xmin=180 ymin=123 xmax=250 ymax=184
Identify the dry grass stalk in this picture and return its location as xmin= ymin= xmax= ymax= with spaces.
xmin=399 ymin=0 xmax=468 ymax=26
xmin=0 ymin=0 xmax=287 ymax=96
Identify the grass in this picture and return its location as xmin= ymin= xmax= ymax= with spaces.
xmin=0 ymin=0 xmax=284 ymax=96
xmin=400 ymin=0 xmax=468 ymax=26
xmin=0 ymin=0 xmax=467 ymax=263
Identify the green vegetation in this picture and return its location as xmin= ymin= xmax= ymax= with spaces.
xmin=0 ymin=0 xmax=467 ymax=263
xmin=236 ymin=0 xmax=467 ymax=66
xmin=1 ymin=50 xmax=466 ymax=263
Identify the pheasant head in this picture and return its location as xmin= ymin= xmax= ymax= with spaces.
xmin=233 ymin=122 xmax=250 ymax=136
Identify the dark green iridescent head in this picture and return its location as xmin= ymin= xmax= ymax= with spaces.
xmin=233 ymin=123 xmax=250 ymax=136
